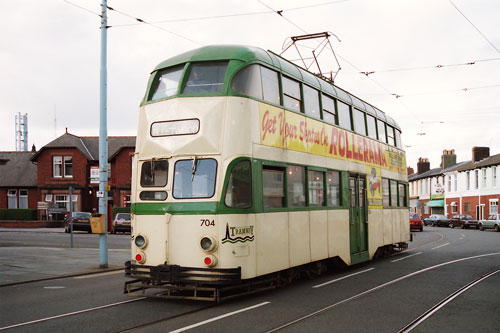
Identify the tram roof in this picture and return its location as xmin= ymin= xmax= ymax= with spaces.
xmin=153 ymin=45 xmax=400 ymax=130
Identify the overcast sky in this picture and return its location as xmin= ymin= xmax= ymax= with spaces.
xmin=1 ymin=0 xmax=499 ymax=170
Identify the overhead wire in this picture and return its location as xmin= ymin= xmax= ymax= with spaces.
xmin=448 ymin=0 xmax=500 ymax=55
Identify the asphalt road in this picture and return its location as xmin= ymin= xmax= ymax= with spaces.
xmin=0 ymin=226 xmax=499 ymax=332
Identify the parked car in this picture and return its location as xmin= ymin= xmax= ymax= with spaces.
xmin=409 ymin=212 xmax=423 ymax=232
xmin=112 ymin=213 xmax=131 ymax=234
xmin=449 ymin=214 xmax=479 ymax=229
xmin=423 ymin=214 xmax=450 ymax=227
xmin=64 ymin=212 xmax=92 ymax=233
xmin=478 ymin=214 xmax=500 ymax=232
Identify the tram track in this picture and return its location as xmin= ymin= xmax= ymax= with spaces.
xmin=398 ymin=269 xmax=500 ymax=332
xmin=264 ymin=252 xmax=500 ymax=333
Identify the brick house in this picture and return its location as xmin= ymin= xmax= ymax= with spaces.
xmin=0 ymin=151 xmax=38 ymax=209
xmin=409 ymin=147 xmax=500 ymax=220
xmin=30 ymin=131 xmax=135 ymax=216
xmin=443 ymin=147 xmax=499 ymax=220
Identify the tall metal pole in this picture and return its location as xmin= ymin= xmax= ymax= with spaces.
xmin=99 ymin=0 xmax=108 ymax=268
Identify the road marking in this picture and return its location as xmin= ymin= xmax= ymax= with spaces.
xmin=0 ymin=297 xmax=146 ymax=331
xmin=312 ymin=268 xmax=375 ymax=288
xmin=43 ymin=286 xmax=66 ymax=289
xmin=391 ymin=252 xmax=422 ymax=263
xmin=73 ymin=270 xmax=124 ymax=279
xmin=168 ymin=302 xmax=270 ymax=333
xmin=431 ymin=243 xmax=450 ymax=250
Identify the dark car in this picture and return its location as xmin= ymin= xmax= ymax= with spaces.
xmin=112 ymin=213 xmax=131 ymax=234
xmin=64 ymin=212 xmax=92 ymax=233
xmin=423 ymin=214 xmax=449 ymax=227
xmin=409 ymin=212 xmax=423 ymax=232
xmin=449 ymin=214 xmax=479 ymax=229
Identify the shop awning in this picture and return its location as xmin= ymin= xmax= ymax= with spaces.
xmin=426 ymin=200 xmax=444 ymax=207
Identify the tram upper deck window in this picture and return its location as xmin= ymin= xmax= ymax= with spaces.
xmin=367 ymin=115 xmax=377 ymax=140
xmin=261 ymin=66 xmax=280 ymax=105
xmin=231 ymin=65 xmax=280 ymax=105
xmin=182 ymin=62 xmax=228 ymax=94
xmin=377 ymin=119 xmax=387 ymax=143
xmin=140 ymin=160 xmax=168 ymax=187
xmin=337 ymin=101 xmax=352 ymax=131
xmin=282 ymin=76 xmax=301 ymax=112
xmin=303 ymin=85 xmax=320 ymax=120
xmin=353 ymin=109 xmax=366 ymax=136
xmin=231 ymin=64 xmax=262 ymax=99
xmin=387 ymin=125 xmax=396 ymax=147
xmin=150 ymin=65 xmax=184 ymax=101
xmin=322 ymin=94 xmax=336 ymax=125
xmin=173 ymin=159 xmax=217 ymax=199
xmin=395 ymin=129 xmax=402 ymax=149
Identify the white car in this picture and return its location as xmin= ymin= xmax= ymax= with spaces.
xmin=478 ymin=214 xmax=500 ymax=232
xmin=112 ymin=213 xmax=131 ymax=234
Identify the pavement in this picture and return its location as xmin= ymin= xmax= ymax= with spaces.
xmin=0 ymin=228 xmax=130 ymax=286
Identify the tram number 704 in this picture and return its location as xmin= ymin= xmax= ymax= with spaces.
xmin=200 ymin=219 xmax=215 ymax=227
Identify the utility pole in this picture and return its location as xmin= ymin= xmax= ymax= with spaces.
xmin=99 ymin=0 xmax=108 ymax=268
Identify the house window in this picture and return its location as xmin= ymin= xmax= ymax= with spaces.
xmin=45 ymin=194 xmax=53 ymax=202
xmin=474 ymin=170 xmax=479 ymax=189
xmin=464 ymin=202 xmax=470 ymax=213
xmin=466 ymin=171 xmax=470 ymax=190
xmin=453 ymin=174 xmax=457 ymax=191
xmin=7 ymin=189 xmax=17 ymax=209
xmin=64 ymin=156 xmax=73 ymax=177
xmin=451 ymin=202 xmax=457 ymax=213
xmin=493 ymin=166 xmax=497 ymax=187
xmin=19 ymin=189 xmax=28 ymax=209
xmin=490 ymin=199 xmax=498 ymax=215
xmin=55 ymin=195 xmax=69 ymax=210
xmin=447 ymin=176 xmax=451 ymax=192
xmin=53 ymin=156 xmax=62 ymax=177
xmin=53 ymin=156 xmax=72 ymax=178
xmin=125 ymin=195 xmax=131 ymax=207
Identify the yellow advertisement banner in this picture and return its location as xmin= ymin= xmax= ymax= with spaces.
xmin=258 ymin=103 xmax=406 ymax=174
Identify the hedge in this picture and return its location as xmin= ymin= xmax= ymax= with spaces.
xmin=0 ymin=209 xmax=38 ymax=221
xmin=112 ymin=206 xmax=130 ymax=219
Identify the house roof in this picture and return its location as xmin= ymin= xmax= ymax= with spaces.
xmin=453 ymin=153 xmax=500 ymax=172
xmin=0 ymin=151 xmax=37 ymax=187
xmin=31 ymin=133 xmax=135 ymax=162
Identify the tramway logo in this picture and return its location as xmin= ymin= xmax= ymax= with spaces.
xmin=221 ymin=223 xmax=255 ymax=244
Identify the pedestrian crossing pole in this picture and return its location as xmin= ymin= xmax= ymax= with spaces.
xmin=98 ymin=0 xmax=108 ymax=268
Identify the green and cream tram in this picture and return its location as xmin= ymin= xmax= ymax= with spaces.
xmin=125 ymin=45 xmax=409 ymax=300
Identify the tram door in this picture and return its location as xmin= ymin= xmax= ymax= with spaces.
xmin=349 ymin=174 xmax=368 ymax=259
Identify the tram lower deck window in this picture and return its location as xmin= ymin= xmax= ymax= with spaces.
xmin=263 ymin=167 xmax=285 ymax=209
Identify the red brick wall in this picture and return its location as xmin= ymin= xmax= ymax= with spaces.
xmin=0 ymin=188 xmax=38 ymax=209
xmin=0 ymin=189 xmax=6 ymax=208
xmin=446 ymin=195 xmax=500 ymax=219
xmin=110 ymin=148 xmax=134 ymax=188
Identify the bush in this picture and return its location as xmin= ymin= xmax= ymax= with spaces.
xmin=112 ymin=206 xmax=130 ymax=219
xmin=0 ymin=209 xmax=38 ymax=220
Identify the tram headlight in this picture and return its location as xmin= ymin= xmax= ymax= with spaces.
xmin=200 ymin=235 xmax=217 ymax=252
xmin=135 ymin=234 xmax=148 ymax=249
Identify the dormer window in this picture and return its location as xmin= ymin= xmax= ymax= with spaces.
xmin=53 ymin=156 xmax=73 ymax=178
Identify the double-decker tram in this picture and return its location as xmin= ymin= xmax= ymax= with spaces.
xmin=124 ymin=45 xmax=409 ymax=301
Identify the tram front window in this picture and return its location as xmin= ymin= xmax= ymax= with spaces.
xmin=173 ymin=159 xmax=217 ymax=198
xmin=140 ymin=160 xmax=168 ymax=187
xmin=183 ymin=62 xmax=228 ymax=94
xmin=150 ymin=65 xmax=184 ymax=101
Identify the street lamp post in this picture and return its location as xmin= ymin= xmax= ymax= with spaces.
xmin=98 ymin=0 xmax=108 ymax=268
